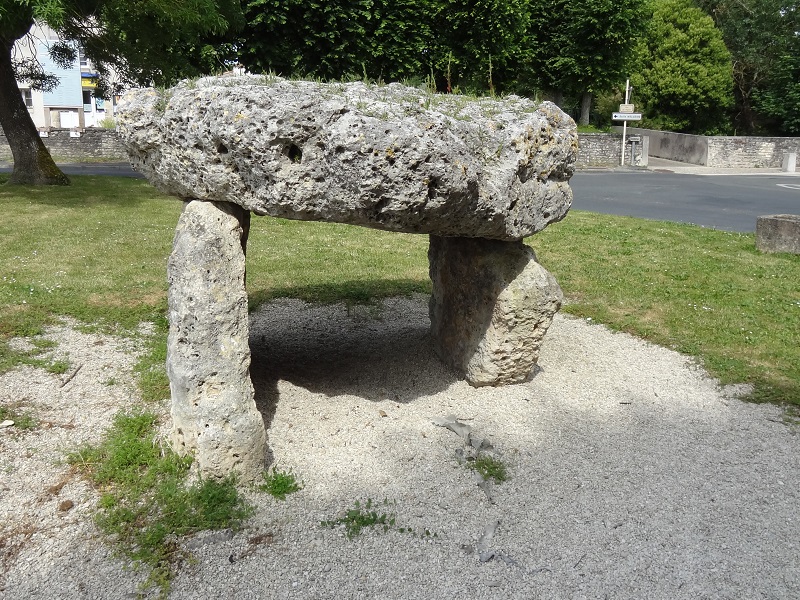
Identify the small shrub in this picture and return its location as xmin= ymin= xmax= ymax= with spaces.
xmin=98 ymin=116 xmax=116 ymax=129
xmin=259 ymin=467 xmax=302 ymax=500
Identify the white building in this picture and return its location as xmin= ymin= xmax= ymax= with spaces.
xmin=14 ymin=24 xmax=118 ymax=129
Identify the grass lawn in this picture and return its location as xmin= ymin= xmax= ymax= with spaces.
xmin=1 ymin=175 xmax=798 ymax=408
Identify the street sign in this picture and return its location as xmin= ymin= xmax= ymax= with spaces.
xmin=619 ymin=103 xmax=635 ymax=113
xmin=612 ymin=112 xmax=642 ymax=121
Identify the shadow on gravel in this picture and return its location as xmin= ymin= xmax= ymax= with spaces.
xmin=248 ymin=296 xmax=460 ymax=438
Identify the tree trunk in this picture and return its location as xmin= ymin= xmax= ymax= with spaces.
xmin=579 ymin=91 xmax=592 ymax=126
xmin=0 ymin=37 xmax=69 ymax=185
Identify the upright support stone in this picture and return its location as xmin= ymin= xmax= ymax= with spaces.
xmin=429 ymin=236 xmax=563 ymax=386
xmin=167 ymin=200 xmax=266 ymax=481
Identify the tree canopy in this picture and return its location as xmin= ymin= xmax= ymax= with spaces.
xmin=0 ymin=0 xmax=244 ymax=185
xmin=631 ymin=0 xmax=734 ymax=134
xmin=696 ymin=0 xmax=799 ymax=134
xmin=522 ymin=0 xmax=646 ymax=122
xmin=238 ymin=0 xmax=532 ymax=93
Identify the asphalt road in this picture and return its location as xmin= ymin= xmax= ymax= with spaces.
xmin=571 ymin=171 xmax=800 ymax=232
xmin=3 ymin=162 xmax=799 ymax=233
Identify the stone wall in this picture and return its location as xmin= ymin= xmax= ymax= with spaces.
xmin=706 ymin=137 xmax=800 ymax=168
xmin=575 ymin=133 xmax=622 ymax=168
xmin=2 ymin=128 xmax=622 ymax=168
xmin=614 ymin=126 xmax=800 ymax=168
xmin=0 ymin=128 xmax=127 ymax=162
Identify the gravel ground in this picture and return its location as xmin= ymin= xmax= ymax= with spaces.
xmin=1 ymin=294 xmax=798 ymax=599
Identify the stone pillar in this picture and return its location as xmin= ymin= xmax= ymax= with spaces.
xmin=429 ymin=235 xmax=563 ymax=386
xmin=167 ymin=200 xmax=266 ymax=482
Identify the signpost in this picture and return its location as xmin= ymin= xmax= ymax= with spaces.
xmin=612 ymin=112 xmax=642 ymax=121
xmin=612 ymin=80 xmax=639 ymax=166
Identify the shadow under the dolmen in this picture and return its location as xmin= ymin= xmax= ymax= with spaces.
xmin=247 ymin=296 xmax=461 ymax=433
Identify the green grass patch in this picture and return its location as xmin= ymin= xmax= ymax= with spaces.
xmin=69 ymin=411 xmax=252 ymax=596
xmin=259 ymin=467 xmax=302 ymax=500
xmin=46 ymin=358 xmax=70 ymax=375
xmin=468 ymin=455 xmax=509 ymax=483
xmin=0 ymin=176 xmax=178 ymax=378
xmin=533 ymin=211 xmax=800 ymax=407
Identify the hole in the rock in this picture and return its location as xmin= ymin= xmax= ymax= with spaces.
xmin=335 ymin=145 xmax=345 ymax=154
xmin=427 ymin=178 xmax=439 ymax=199
xmin=216 ymin=142 xmax=229 ymax=154
xmin=284 ymin=143 xmax=303 ymax=163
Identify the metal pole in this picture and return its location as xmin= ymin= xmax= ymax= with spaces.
xmin=620 ymin=79 xmax=629 ymax=166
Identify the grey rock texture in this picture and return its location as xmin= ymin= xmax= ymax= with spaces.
xmin=756 ymin=214 xmax=800 ymax=254
xmin=167 ymin=200 xmax=267 ymax=481
xmin=428 ymin=236 xmax=563 ymax=386
xmin=118 ymin=76 xmax=576 ymax=241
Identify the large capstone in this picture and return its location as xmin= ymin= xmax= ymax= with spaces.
xmin=117 ymin=76 xmax=576 ymax=241
xmin=167 ymin=200 xmax=266 ymax=482
xmin=429 ymin=236 xmax=563 ymax=386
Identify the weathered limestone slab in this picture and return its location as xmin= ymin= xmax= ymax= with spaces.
xmin=118 ymin=76 xmax=576 ymax=241
xmin=167 ymin=200 xmax=266 ymax=481
xmin=756 ymin=214 xmax=800 ymax=254
xmin=428 ymin=236 xmax=563 ymax=386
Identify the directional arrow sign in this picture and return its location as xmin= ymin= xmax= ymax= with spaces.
xmin=613 ymin=112 xmax=642 ymax=121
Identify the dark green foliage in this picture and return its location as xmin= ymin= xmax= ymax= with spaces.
xmin=697 ymin=0 xmax=799 ymax=135
xmin=522 ymin=0 xmax=647 ymax=98
xmin=752 ymin=37 xmax=800 ymax=135
xmin=238 ymin=0 xmax=530 ymax=93
xmin=631 ymin=0 xmax=734 ymax=134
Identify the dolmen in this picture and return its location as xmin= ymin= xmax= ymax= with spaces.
xmin=117 ymin=75 xmax=577 ymax=482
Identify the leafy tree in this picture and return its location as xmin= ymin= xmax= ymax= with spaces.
xmin=631 ymin=0 xmax=734 ymax=134
xmin=428 ymin=0 xmax=530 ymax=93
xmin=523 ymin=0 xmax=647 ymax=124
xmin=238 ymin=0 xmax=530 ymax=93
xmin=753 ymin=35 xmax=800 ymax=134
xmin=0 ymin=0 xmax=243 ymax=185
xmin=696 ymin=0 xmax=798 ymax=134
